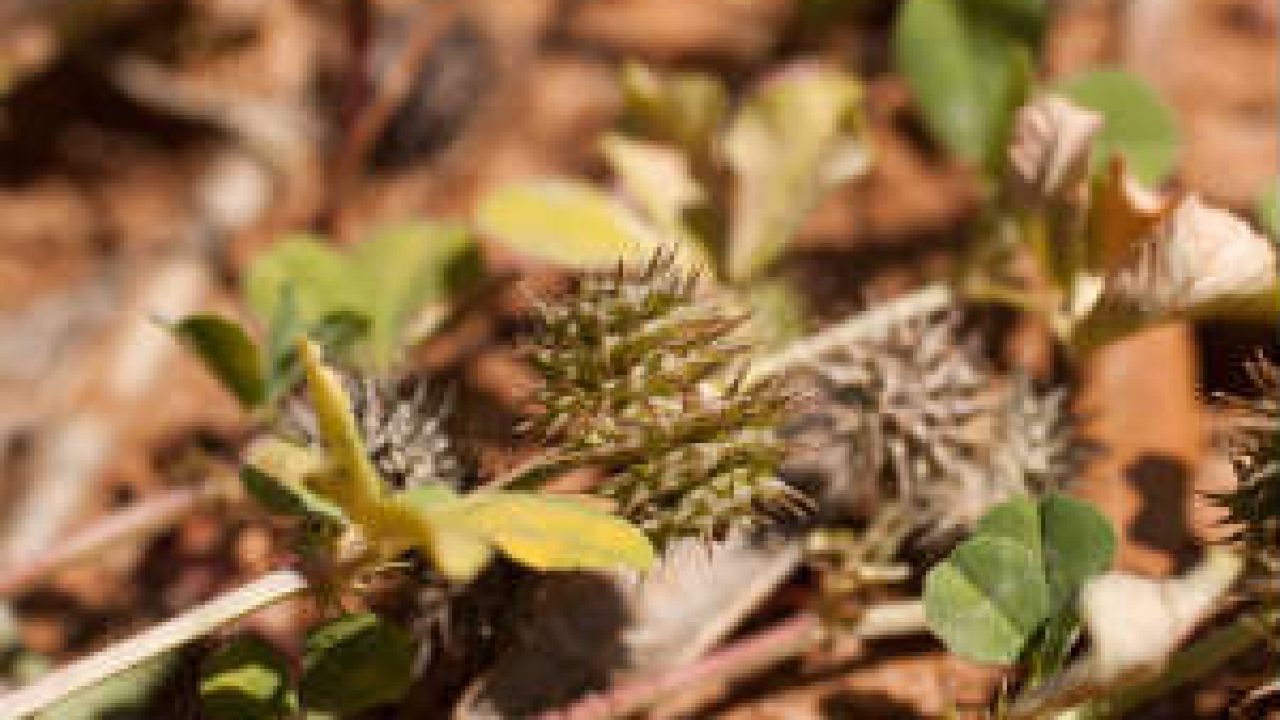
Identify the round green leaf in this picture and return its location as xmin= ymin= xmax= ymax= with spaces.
xmin=475 ymin=178 xmax=650 ymax=269
xmin=975 ymin=494 xmax=1116 ymax=612
xmin=300 ymin=613 xmax=415 ymax=715
xmin=1056 ymin=69 xmax=1179 ymax=185
xmin=894 ymin=0 xmax=1033 ymax=168
xmin=201 ymin=634 xmax=296 ymax=720
xmin=1038 ymin=494 xmax=1116 ymax=609
xmin=171 ymin=314 xmax=266 ymax=408
xmin=924 ymin=535 xmax=1051 ymax=664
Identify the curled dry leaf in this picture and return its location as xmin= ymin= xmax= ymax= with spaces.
xmin=1108 ymin=197 xmax=1278 ymax=316
xmin=1077 ymin=194 xmax=1279 ymax=349
xmin=1008 ymin=95 xmax=1103 ymax=205
xmin=1090 ymin=156 xmax=1180 ymax=273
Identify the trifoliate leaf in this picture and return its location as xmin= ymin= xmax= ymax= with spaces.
xmin=976 ymin=494 xmax=1116 ymax=611
xmin=475 ymin=178 xmax=651 ymax=269
xmin=200 ymin=634 xmax=297 ymax=720
xmin=171 ymin=314 xmax=266 ymax=408
xmin=300 ymin=614 xmax=415 ymax=715
xmin=924 ymin=535 xmax=1050 ymax=664
xmin=1056 ymin=69 xmax=1179 ymax=186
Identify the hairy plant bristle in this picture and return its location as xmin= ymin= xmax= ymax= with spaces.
xmin=528 ymin=251 xmax=804 ymax=544
xmin=797 ymin=312 xmax=1079 ymax=539
xmin=1212 ymin=358 xmax=1280 ymax=583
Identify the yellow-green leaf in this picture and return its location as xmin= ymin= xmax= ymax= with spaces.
xmin=298 ymin=341 xmax=385 ymax=520
xmin=475 ymin=178 xmax=651 ymax=269
xmin=245 ymin=222 xmax=475 ymax=368
xmin=620 ymin=63 xmax=728 ymax=161
xmin=601 ymin=134 xmax=706 ymax=239
xmin=724 ymin=68 xmax=869 ymax=282
xmin=420 ymin=492 xmax=656 ymax=572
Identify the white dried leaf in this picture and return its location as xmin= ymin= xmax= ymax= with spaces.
xmin=1008 ymin=95 xmax=1103 ymax=204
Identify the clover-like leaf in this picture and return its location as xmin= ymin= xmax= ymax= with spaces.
xmin=300 ymin=613 xmax=415 ymax=715
xmin=924 ymin=535 xmax=1051 ymax=664
xmin=1056 ymin=69 xmax=1179 ymax=186
xmin=475 ymin=178 xmax=651 ymax=269
xmin=171 ymin=314 xmax=267 ymax=408
xmin=246 ymin=222 xmax=475 ymax=368
xmin=724 ymin=67 xmax=869 ymax=281
xmin=200 ymin=634 xmax=297 ymax=720
xmin=894 ymin=0 xmax=1033 ymax=169
xmin=976 ymin=494 xmax=1116 ymax=611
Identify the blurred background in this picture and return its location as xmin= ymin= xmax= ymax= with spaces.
xmin=0 ymin=0 xmax=1275 ymax=717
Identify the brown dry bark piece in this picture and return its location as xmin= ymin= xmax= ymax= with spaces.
xmin=1075 ymin=323 xmax=1206 ymax=576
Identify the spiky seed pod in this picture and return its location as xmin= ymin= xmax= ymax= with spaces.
xmin=989 ymin=375 xmax=1082 ymax=498
xmin=797 ymin=312 xmax=1078 ymax=539
xmin=348 ymin=377 xmax=466 ymax=491
xmin=285 ymin=374 xmax=466 ymax=493
xmin=1212 ymin=358 xmax=1279 ymax=590
xmin=528 ymin=251 xmax=803 ymax=544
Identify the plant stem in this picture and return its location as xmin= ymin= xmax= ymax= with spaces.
xmin=748 ymin=283 xmax=953 ymax=381
xmin=540 ymin=600 xmax=926 ymax=720
xmin=0 ymin=569 xmax=309 ymax=718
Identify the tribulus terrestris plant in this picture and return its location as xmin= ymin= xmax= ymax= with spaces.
xmin=527 ymin=251 xmax=807 ymax=544
xmin=796 ymin=311 xmax=1078 ymax=539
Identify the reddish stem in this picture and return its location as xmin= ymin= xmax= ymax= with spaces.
xmin=539 ymin=613 xmax=823 ymax=720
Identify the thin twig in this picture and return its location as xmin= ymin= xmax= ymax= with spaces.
xmin=748 ymin=283 xmax=954 ymax=381
xmin=540 ymin=600 xmax=927 ymax=720
xmin=0 ymin=482 xmax=230 ymax=599
xmin=0 ymin=569 xmax=309 ymax=719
